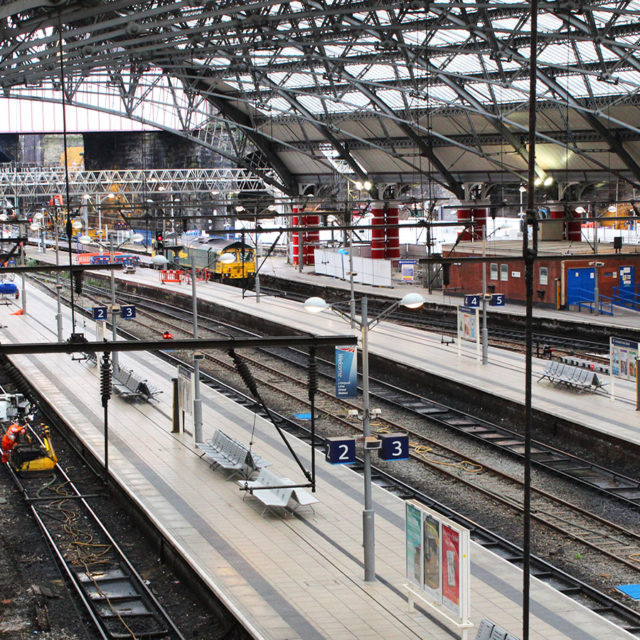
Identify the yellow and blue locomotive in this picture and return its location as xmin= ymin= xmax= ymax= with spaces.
xmin=170 ymin=236 xmax=256 ymax=284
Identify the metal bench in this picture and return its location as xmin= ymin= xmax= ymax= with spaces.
xmin=538 ymin=361 xmax=606 ymax=393
xmin=197 ymin=429 xmax=269 ymax=479
xmin=238 ymin=468 xmax=319 ymax=516
xmin=113 ymin=367 xmax=162 ymax=402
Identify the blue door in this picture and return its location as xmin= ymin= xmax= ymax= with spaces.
xmin=567 ymin=268 xmax=594 ymax=305
xmin=618 ymin=265 xmax=637 ymax=308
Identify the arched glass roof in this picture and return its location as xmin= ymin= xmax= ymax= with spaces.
xmin=1 ymin=1 xmax=640 ymax=196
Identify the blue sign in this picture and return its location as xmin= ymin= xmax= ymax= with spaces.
xmin=325 ymin=437 xmax=356 ymax=465
xmin=490 ymin=293 xmax=506 ymax=306
xmin=335 ymin=346 xmax=358 ymax=398
xmin=463 ymin=295 xmax=480 ymax=307
xmin=120 ymin=305 xmax=136 ymax=319
xmin=398 ymin=259 xmax=418 ymax=265
xmin=378 ymin=433 xmax=409 ymax=461
xmin=92 ymin=306 xmax=108 ymax=321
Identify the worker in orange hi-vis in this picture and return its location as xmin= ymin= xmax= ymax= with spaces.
xmin=1 ymin=423 xmax=28 ymax=463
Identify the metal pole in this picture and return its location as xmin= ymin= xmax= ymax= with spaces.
xmin=523 ymin=3 xmax=539 ymax=639
xmin=593 ymin=207 xmax=599 ymax=309
xmin=255 ymin=211 xmax=261 ymax=304
xmin=361 ymin=297 xmax=375 ymax=582
xmin=20 ymin=222 xmax=27 ymax=314
xmin=110 ymin=239 xmax=118 ymax=375
xmin=54 ymin=221 xmax=63 ymax=342
xmin=348 ymin=210 xmax=356 ymax=328
xmin=192 ymin=259 xmax=203 ymax=443
xmin=481 ymin=226 xmax=488 ymax=364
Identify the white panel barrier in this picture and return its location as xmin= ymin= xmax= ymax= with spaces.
xmin=314 ymin=249 xmax=392 ymax=287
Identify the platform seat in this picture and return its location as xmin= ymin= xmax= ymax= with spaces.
xmin=238 ymin=469 xmax=318 ymax=516
xmin=113 ymin=367 xmax=162 ymax=402
xmin=197 ymin=429 xmax=268 ymax=479
xmin=538 ymin=361 xmax=606 ymax=393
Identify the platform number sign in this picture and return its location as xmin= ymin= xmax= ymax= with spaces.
xmin=489 ymin=293 xmax=505 ymax=306
xmin=378 ymin=433 xmax=409 ymax=461
xmin=92 ymin=306 xmax=108 ymax=321
xmin=463 ymin=294 xmax=480 ymax=308
xmin=325 ymin=437 xmax=356 ymax=465
xmin=120 ymin=305 xmax=136 ymax=319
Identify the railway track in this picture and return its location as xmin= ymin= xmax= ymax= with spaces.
xmin=75 ymin=280 xmax=640 ymax=510
xmin=4 ymin=424 xmax=186 ymax=640
xmin=30 ymin=274 xmax=640 ymax=632
xmin=125 ymin=308 xmax=640 ymax=574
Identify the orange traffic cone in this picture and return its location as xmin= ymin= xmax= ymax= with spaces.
xmin=10 ymin=309 xmax=24 ymax=315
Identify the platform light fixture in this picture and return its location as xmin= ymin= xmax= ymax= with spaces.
xmin=543 ymin=176 xmax=553 ymax=187
xmin=304 ymin=292 xmax=426 ymax=582
xmin=574 ymin=206 xmax=586 ymax=214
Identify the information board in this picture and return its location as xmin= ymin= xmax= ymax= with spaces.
xmin=405 ymin=500 xmax=471 ymax=626
xmin=335 ymin=346 xmax=358 ymax=398
xmin=457 ymin=305 xmax=480 ymax=361
xmin=610 ymin=337 xmax=638 ymax=381
xmin=177 ymin=365 xmax=193 ymax=415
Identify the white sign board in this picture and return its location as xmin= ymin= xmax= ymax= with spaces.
xmin=457 ymin=306 xmax=480 ymax=361
xmin=405 ymin=500 xmax=473 ymax=636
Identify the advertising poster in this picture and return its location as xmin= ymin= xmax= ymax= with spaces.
xmin=441 ymin=524 xmax=461 ymax=616
xmin=422 ymin=513 xmax=441 ymax=601
xmin=405 ymin=502 xmax=423 ymax=586
xmin=404 ymin=500 xmax=471 ymax=625
xmin=335 ymin=346 xmax=358 ymax=398
xmin=610 ymin=337 xmax=639 ymax=381
xmin=457 ymin=306 xmax=478 ymax=342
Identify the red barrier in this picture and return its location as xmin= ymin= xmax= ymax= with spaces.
xmin=159 ymin=269 xmax=184 ymax=284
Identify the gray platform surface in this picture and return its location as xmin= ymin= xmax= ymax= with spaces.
xmin=0 ymin=282 xmax=635 ymax=640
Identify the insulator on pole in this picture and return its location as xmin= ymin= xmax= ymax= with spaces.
xmin=100 ymin=352 xmax=112 ymax=407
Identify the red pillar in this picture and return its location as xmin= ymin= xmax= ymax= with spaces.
xmin=549 ymin=203 xmax=566 ymax=240
xmin=457 ymin=208 xmax=473 ymax=241
xmin=371 ymin=201 xmax=385 ymax=259
xmin=385 ymin=202 xmax=400 ymax=260
xmin=292 ymin=207 xmax=300 ymax=265
xmin=471 ymin=207 xmax=487 ymax=240
xmin=304 ymin=214 xmax=319 ymax=265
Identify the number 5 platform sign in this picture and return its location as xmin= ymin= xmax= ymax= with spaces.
xmin=335 ymin=345 xmax=357 ymax=398
xmin=405 ymin=500 xmax=472 ymax=638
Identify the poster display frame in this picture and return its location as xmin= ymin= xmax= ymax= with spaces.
xmin=457 ymin=305 xmax=480 ymax=362
xmin=609 ymin=336 xmax=639 ymax=400
xmin=404 ymin=499 xmax=473 ymax=639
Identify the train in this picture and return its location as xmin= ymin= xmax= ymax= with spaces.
xmin=76 ymin=252 xmax=140 ymax=266
xmin=168 ymin=236 xmax=256 ymax=283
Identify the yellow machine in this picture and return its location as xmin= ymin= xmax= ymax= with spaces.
xmin=7 ymin=423 xmax=58 ymax=474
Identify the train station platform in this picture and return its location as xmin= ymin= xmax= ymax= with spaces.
xmin=105 ymin=262 xmax=640 ymax=453
xmin=256 ymin=255 xmax=640 ymax=333
xmin=0 ymin=284 xmax=635 ymax=640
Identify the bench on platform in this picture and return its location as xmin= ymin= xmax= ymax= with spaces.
xmin=538 ymin=361 xmax=606 ymax=393
xmin=197 ymin=429 xmax=269 ymax=478
xmin=238 ymin=468 xmax=319 ymax=516
xmin=113 ymin=367 xmax=162 ymax=402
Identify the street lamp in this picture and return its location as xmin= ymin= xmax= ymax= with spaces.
xmin=305 ymin=292 xmax=426 ymax=582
